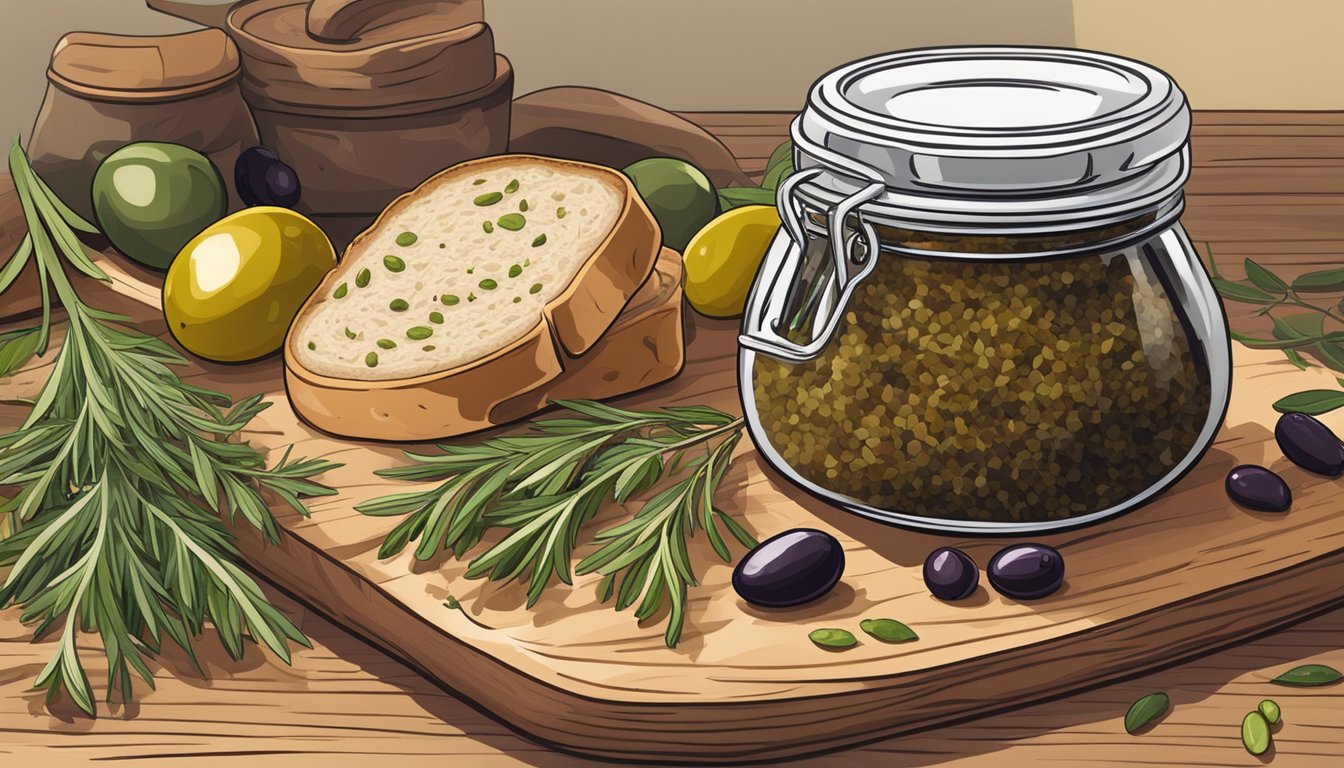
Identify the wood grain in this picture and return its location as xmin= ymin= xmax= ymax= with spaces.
xmin=2 ymin=111 xmax=1344 ymax=765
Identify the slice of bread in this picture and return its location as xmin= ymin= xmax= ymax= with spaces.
xmin=284 ymin=154 xmax=666 ymax=440
xmin=286 ymin=248 xmax=684 ymax=440
xmin=290 ymin=155 xmax=658 ymax=380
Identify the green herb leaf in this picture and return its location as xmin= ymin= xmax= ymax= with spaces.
xmin=1271 ymin=313 xmax=1324 ymax=341
xmin=808 ymin=628 xmax=858 ymax=649
xmin=1292 ymin=268 xmax=1344 ymax=293
xmin=1284 ymin=349 xmax=1312 ymax=369
xmin=1244 ymin=259 xmax=1288 ymax=293
xmin=1316 ymin=341 xmax=1344 ymax=372
xmin=0 ymin=139 xmax=338 ymax=714
xmin=1241 ymin=711 xmax=1271 ymax=756
xmin=859 ymin=618 xmax=918 ymax=643
xmin=718 ymin=186 xmax=777 ymax=211
xmin=1124 ymin=692 xmax=1170 ymax=734
xmin=357 ymin=401 xmax=750 ymax=648
xmin=0 ymin=327 xmax=40 ymax=378
xmin=1270 ymin=663 xmax=1342 ymax=687
xmin=1271 ymin=389 xmax=1344 ymax=415
xmin=1258 ymin=699 xmax=1281 ymax=725
xmin=1212 ymin=278 xmax=1277 ymax=305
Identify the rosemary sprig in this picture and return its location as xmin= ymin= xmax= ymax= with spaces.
xmin=357 ymin=399 xmax=755 ymax=647
xmin=1204 ymin=242 xmax=1344 ymax=414
xmin=0 ymin=139 xmax=339 ymax=714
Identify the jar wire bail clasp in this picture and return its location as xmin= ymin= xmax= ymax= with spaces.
xmin=740 ymin=126 xmax=885 ymax=363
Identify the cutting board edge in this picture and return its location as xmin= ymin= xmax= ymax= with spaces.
xmin=237 ymin=508 xmax=1344 ymax=763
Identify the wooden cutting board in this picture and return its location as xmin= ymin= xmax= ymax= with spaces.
xmin=3 ymin=201 xmax=1344 ymax=764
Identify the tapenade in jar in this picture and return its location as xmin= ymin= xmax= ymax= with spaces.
xmin=739 ymin=47 xmax=1231 ymax=534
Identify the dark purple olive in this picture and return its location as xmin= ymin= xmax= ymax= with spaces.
xmin=987 ymin=543 xmax=1064 ymax=600
xmin=1274 ymin=412 xmax=1344 ymax=476
xmin=235 ymin=146 xmax=301 ymax=208
xmin=732 ymin=528 xmax=844 ymax=608
xmin=923 ymin=547 xmax=978 ymax=601
xmin=1225 ymin=464 xmax=1292 ymax=512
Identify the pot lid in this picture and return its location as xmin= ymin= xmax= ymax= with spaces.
xmin=228 ymin=0 xmax=496 ymax=110
xmin=48 ymin=30 xmax=240 ymax=101
xmin=796 ymin=46 xmax=1190 ymax=197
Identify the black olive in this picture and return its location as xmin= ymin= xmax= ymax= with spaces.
xmin=732 ymin=528 xmax=844 ymax=608
xmin=987 ymin=543 xmax=1064 ymax=600
xmin=1274 ymin=412 xmax=1344 ymax=476
xmin=235 ymin=146 xmax=302 ymax=208
xmin=1225 ymin=464 xmax=1292 ymax=512
xmin=922 ymin=547 xmax=978 ymax=601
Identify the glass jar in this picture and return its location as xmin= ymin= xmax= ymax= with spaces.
xmin=739 ymin=47 xmax=1231 ymax=534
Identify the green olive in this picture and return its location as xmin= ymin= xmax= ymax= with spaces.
xmin=92 ymin=142 xmax=227 ymax=270
xmin=163 ymin=207 xmax=336 ymax=362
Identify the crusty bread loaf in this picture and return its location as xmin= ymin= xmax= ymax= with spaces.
xmin=284 ymin=154 xmax=667 ymax=440
xmin=286 ymin=248 xmax=684 ymax=441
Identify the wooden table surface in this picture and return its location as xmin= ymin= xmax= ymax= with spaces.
xmin=2 ymin=111 xmax=1343 ymax=766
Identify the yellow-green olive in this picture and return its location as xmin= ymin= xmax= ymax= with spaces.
xmin=163 ymin=207 xmax=336 ymax=362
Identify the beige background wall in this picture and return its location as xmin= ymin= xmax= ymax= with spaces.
xmin=1 ymin=0 xmax=1341 ymax=141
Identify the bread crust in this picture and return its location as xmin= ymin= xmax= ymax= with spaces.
xmin=284 ymin=155 xmax=667 ymax=440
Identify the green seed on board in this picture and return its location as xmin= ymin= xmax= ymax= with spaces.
xmin=808 ymin=628 xmax=857 ymax=650
xmin=423 ymin=345 xmax=436 ymax=352
xmin=532 ymin=234 xmax=547 ymax=248
xmin=474 ymin=192 xmax=503 ymax=207
xmin=556 ymin=207 xmax=566 ymax=219
xmin=333 ymin=282 xmax=348 ymax=299
xmin=344 ymin=327 xmax=356 ymax=340
xmin=383 ymin=254 xmax=405 ymax=272
xmin=473 ymin=179 xmax=486 ymax=186
xmin=1124 ymin=692 xmax=1169 ymax=734
xmin=356 ymin=268 xmax=371 ymax=288
xmin=519 ymin=199 xmax=529 ymax=212
xmin=1241 ymin=711 xmax=1271 ymax=756
xmin=497 ymin=213 xmax=526 ymax=231
xmin=483 ymin=220 xmax=494 ymax=233
xmin=859 ymin=618 xmax=918 ymax=643
xmin=509 ymin=264 xmax=523 ymax=278
xmin=1258 ymin=699 xmax=1281 ymax=725
xmin=389 ymin=299 xmax=409 ymax=311
xmin=377 ymin=338 xmax=396 ymax=349
xmin=1271 ymin=664 xmax=1342 ymax=687
xmin=529 ymin=283 xmax=543 ymax=294
xmin=442 ymin=294 xmax=460 ymax=306
xmin=396 ymin=232 xmax=417 ymax=247
xmin=406 ymin=326 xmax=433 ymax=340
xmin=505 ymin=179 xmax=519 ymax=194
xmin=429 ymin=311 xmax=444 ymax=324
xmin=365 ymin=352 xmax=378 ymax=368
xmin=306 ymin=341 xmax=316 ymax=350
